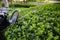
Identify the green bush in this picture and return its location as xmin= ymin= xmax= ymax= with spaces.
xmin=10 ymin=4 xmax=36 ymax=8
xmin=4 ymin=4 xmax=60 ymax=40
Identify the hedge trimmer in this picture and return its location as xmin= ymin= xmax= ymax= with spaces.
xmin=0 ymin=0 xmax=19 ymax=40
xmin=0 ymin=0 xmax=19 ymax=31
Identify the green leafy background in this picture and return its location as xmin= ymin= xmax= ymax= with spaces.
xmin=3 ymin=4 xmax=60 ymax=40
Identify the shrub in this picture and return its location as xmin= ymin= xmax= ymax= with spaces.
xmin=4 ymin=4 xmax=60 ymax=40
xmin=10 ymin=4 xmax=36 ymax=8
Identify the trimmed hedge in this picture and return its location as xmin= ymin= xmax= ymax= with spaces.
xmin=4 ymin=4 xmax=60 ymax=40
xmin=10 ymin=4 xmax=36 ymax=8
xmin=0 ymin=3 xmax=36 ymax=8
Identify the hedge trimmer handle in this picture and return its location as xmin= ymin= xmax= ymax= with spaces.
xmin=9 ymin=10 xmax=19 ymax=24
xmin=3 ymin=0 xmax=9 ymax=8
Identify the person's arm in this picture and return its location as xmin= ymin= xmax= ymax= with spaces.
xmin=3 ymin=0 xmax=9 ymax=8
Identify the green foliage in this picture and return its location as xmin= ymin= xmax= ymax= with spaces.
xmin=4 ymin=4 xmax=60 ymax=40
xmin=27 ymin=0 xmax=44 ymax=2
xmin=10 ymin=4 xmax=36 ymax=8
xmin=27 ymin=0 xmax=36 ymax=2
xmin=0 ymin=3 xmax=3 ymax=7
